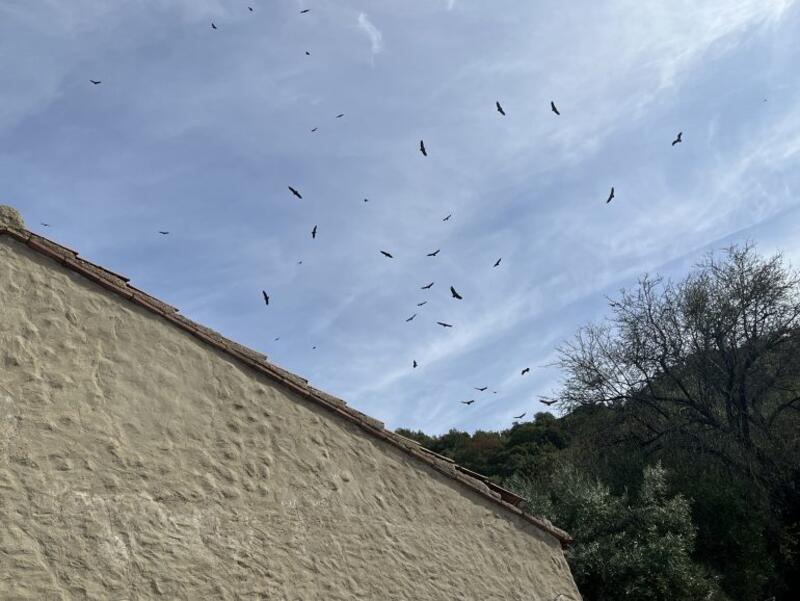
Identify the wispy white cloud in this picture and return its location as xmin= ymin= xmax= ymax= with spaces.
xmin=357 ymin=12 xmax=383 ymax=55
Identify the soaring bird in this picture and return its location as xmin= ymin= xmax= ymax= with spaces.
xmin=539 ymin=398 xmax=557 ymax=406
xmin=406 ymin=313 xmax=417 ymax=322
xmin=305 ymin=51 xmax=311 ymax=56
xmin=274 ymin=337 xmax=280 ymax=341
xmin=158 ymin=231 xmax=169 ymax=235
xmin=300 ymin=9 xmax=310 ymax=13
xmin=262 ymin=291 xmax=269 ymax=305
xmin=413 ymin=360 xmax=418 ymax=368
xmin=513 ymin=412 xmax=526 ymax=420
xmin=427 ymin=249 xmax=440 ymax=257
xmin=421 ymin=282 xmax=434 ymax=290
xmin=672 ymin=132 xmax=683 ymax=146
xmin=450 ymin=286 xmax=463 ymax=300
xmin=606 ymin=187 xmax=615 ymax=204
xmin=419 ymin=140 xmax=427 ymax=156
xmin=493 ymin=258 xmax=501 ymax=267
xmin=550 ymin=101 xmax=560 ymax=115
xmin=417 ymin=301 xmax=428 ymax=306
xmin=437 ymin=321 xmax=453 ymax=328
xmin=89 ymin=80 xmax=102 ymax=85
xmin=521 ymin=367 xmax=530 ymax=375
xmin=248 ymin=6 xmax=253 ymax=11
xmin=380 ymin=250 xmax=394 ymax=258
xmin=311 ymin=127 xmax=318 ymax=132
xmin=288 ymin=186 xmax=303 ymax=199
xmin=461 ymin=400 xmax=475 ymax=405
xmin=496 ymin=101 xmax=506 ymax=116
xmin=211 ymin=22 xmax=217 ymax=29
xmin=336 ymin=113 xmax=344 ymax=118
xmin=311 ymin=225 xmax=317 ymax=239
xmin=474 ymin=386 xmax=488 ymax=392
xmin=40 ymin=222 xmax=50 ymax=227
xmin=442 ymin=213 xmax=452 ymax=221
xmin=364 ymin=198 xmax=369 ymax=202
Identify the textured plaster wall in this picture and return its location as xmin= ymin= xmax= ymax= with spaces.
xmin=0 ymin=236 xmax=581 ymax=601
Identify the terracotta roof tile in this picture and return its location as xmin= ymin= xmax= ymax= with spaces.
xmin=0 ymin=224 xmax=572 ymax=547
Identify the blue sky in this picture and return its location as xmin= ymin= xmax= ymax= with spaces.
xmin=2 ymin=0 xmax=800 ymax=434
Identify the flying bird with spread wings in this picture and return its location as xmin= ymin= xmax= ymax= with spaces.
xmin=380 ymin=250 xmax=394 ymax=258
xmin=672 ymin=132 xmax=683 ymax=146
xmin=311 ymin=225 xmax=317 ymax=239
xmin=521 ymin=367 xmax=530 ymax=375
xmin=550 ymin=101 xmax=560 ymax=115
xmin=496 ymin=101 xmax=506 ymax=116
xmin=288 ymin=186 xmax=303 ymax=199
xmin=437 ymin=321 xmax=453 ymax=328
xmin=406 ymin=314 xmax=417 ymax=322
xmin=427 ymin=249 xmax=440 ymax=257
xmin=158 ymin=231 xmax=169 ymax=235
xmin=417 ymin=301 xmax=428 ymax=306
xmin=419 ymin=140 xmax=427 ymax=156
xmin=513 ymin=413 xmax=526 ymax=420
xmin=539 ymin=398 xmax=557 ymax=406
xmin=493 ymin=258 xmax=502 ymax=267
xmin=461 ymin=400 xmax=475 ymax=405
xmin=262 ymin=291 xmax=269 ymax=306
xmin=450 ymin=286 xmax=463 ymax=300
xmin=413 ymin=360 xmax=418 ymax=368
xmin=421 ymin=282 xmax=434 ymax=290
xmin=474 ymin=386 xmax=488 ymax=392
xmin=606 ymin=187 xmax=615 ymax=204
xmin=89 ymin=80 xmax=101 ymax=85
xmin=211 ymin=22 xmax=217 ymax=30
xmin=442 ymin=213 xmax=452 ymax=221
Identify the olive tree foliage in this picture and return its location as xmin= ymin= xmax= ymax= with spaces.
xmin=554 ymin=244 xmax=800 ymax=492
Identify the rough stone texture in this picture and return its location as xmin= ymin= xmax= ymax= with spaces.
xmin=0 ymin=205 xmax=25 ymax=229
xmin=0 ymin=235 xmax=582 ymax=601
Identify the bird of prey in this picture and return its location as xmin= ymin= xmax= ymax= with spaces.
xmin=211 ymin=22 xmax=217 ymax=29
xmin=300 ymin=9 xmax=310 ymax=13
xmin=437 ymin=321 xmax=453 ymax=328
xmin=406 ymin=313 xmax=417 ymax=322
xmin=550 ymin=101 xmax=560 ymax=115
xmin=380 ymin=250 xmax=394 ymax=258
xmin=40 ymin=222 xmax=50 ymax=227
xmin=606 ymin=187 xmax=615 ymax=204
xmin=450 ymin=286 xmax=463 ymax=300
xmin=496 ymin=101 xmax=506 ymax=116
xmin=521 ymin=367 xmax=530 ymax=375
xmin=493 ymin=258 xmax=502 ymax=268
xmin=671 ymin=132 xmax=683 ymax=146
xmin=336 ymin=113 xmax=344 ymax=118
xmin=539 ymin=398 xmax=557 ymax=406
xmin=89 ymin=80 xmax=102 ymax=85
xmin=513 ymin=413 xmax=526 ymax=420
xmin=311 ymin=127 xmax=318 ymax=132
xmin=262 ymin=291 xmax=269 ymax=305
xmin=417 ymin=301 xmax=428 ymax=306
xmin=158 ymin=231 xmax=169 ymax=235
xmin=413 ymin=360 xmax=418 ymax=368
xmin=442 ymin=213 xmax=452 ymax=221
xmin=419 ymin=140 xmax=427 ymax=156
xmin=427 ymin=249 xmax=440 ymax=257
xmin=288 ymin=186 xmax=303 ymax=199
xmin=311 ymin=225 xmax=317 ymax=239
xmin=461 ymin=400 xmax=476 ymax=405
xmin=474 ymin=386 xmax=488 ymax=392
xmin=421 ymin=282 xmax=434 ymax=290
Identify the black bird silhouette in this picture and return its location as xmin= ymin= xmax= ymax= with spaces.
xmin=262 ymin=291 xmax=269 ymax=305
xmin=496 ymin=101 xmax=506 ymax=116
xmin=406 ymin=313 xmax=417 ymax=322
xmin=305 ymin=51 xmax=311 ymax=56
xmin=248 ymin=6 xmax=253 ymax=11
xmin=311 ymin=225 xmax=317 ymax=239
xmin=474 ymin=386 xmax=488 ymax=392
xmin=89 ymin=80 xmax=102 ymax=85
xmin=380 ymin=250 xmax=394 ymax=258
xmin=336 ymin=113 xmax=344 ymax=118
xmin=550 ymin=101 xmax=560 ymax=115
xmin=437 ymin=321 xmax=453 ymax=328
xmin=40 ymin=222 xmax=50 ymax=227
xmin=672 ymin=132 xmax=683 ymax=146
xmin=300 ymin=9 xmax=310 ymax=13
xmin=521 ymin=367 xmax=530 ymax=375
xmin=421 ymin=282 xmax=434 ymax=290
xmin=311 ymin=127 xmax=318 ymax=132
xmin=288 ymin=186 xmax=303 ymax=199
xmin=513 ymin=412 xmax=526 ymax=420
xmin=427 ymin=249 xmax=440 ymax=257
xmin=364 ymin=198 xmax=369 ymax=202
xmin=442 ymin=213 xmax=452 ymax=221
xmin=493 ymin=258 xmax=501 ymax=267
xmin=413 ymin=360 xmax=418 ymax=368
xmin=312 ymin=345 xmax=316 ymax=349
xmin=211 ymin=22 xmax=217 ymax=29
xmin=274 ymin=337 xmax=280 ymax=341
xmin=606 ymin=187 xmax=615 ymax=204
xmin=158 ymin=231 xmax=169 ymax=235
xmin=450 ymin=286 xmax=463 ymax=300
xmin=539 ymin=398 xmax=557 ymax=406
xmin=417 ymin=301 xmax=428 ymax=306
xmin=419 ymin=140 xmax=427 ymax=156
xmin=461 ymin=400 xmax=475 ymax=405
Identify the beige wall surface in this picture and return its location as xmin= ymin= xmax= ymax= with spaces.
xmin=0 ymin=236 xmax=581 ymax=601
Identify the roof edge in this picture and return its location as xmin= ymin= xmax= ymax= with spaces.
xmin=0 ymin=224 xmax=572 ymax=547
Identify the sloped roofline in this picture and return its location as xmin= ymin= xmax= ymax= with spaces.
xmin=0 ymin=223 xmax=571 ymax=548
